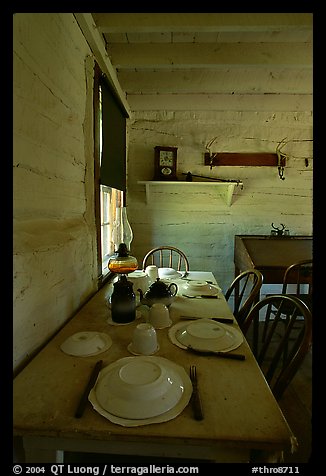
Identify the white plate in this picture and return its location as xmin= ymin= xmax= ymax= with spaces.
xmin=158 ymin=268 xmax=182 ymax=279
xmin=93 ymin=357 xmax=184 ymax=419
xmin=168 ymin=319 xmax=243 ymax=353
xmin=89 ymin=356 xmax=192 ymax=427
xmin=183 ymin=280 xmax=220 ymax=296
xmin=60 ymin=332 xmax=112 ymax=357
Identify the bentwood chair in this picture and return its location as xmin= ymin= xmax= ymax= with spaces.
xmin=225 ymin=269 xmax=263 ymax=328
xmin=142 ymin=246 xmax=190 ymax=277
xmin=263 ymin=260 xmax=313 ymax=344
xmin=281 ymin=259 xmax=313 ymax=309
xmin=242 ymin=294 xmax=312 ymax=400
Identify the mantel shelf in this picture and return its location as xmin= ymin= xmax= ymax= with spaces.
xmin=137 ymin=180 xmax=243 ymax=206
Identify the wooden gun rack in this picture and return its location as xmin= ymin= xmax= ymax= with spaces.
xmin=204 ymin=152 xmax=286 ymax=167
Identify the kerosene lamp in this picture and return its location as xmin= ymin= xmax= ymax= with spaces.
xmin=108 ymin=243 xmax=138 ymax=323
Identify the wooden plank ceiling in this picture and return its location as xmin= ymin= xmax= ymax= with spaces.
xmin=91 ymin=13 xmax=313 ymax=111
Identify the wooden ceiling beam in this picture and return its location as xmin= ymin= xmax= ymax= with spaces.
xmin=126 ymin=93 xmax=312 ymax=112
xmin=92 ymin=13 xmax=312 ymax=33
xmin=117 ymin=69 xmax=312 ymax=95
xmin=108 ymin=43 xmax=312 ymax=69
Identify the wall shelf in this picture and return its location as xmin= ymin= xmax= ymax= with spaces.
xmin=138 ymin=180 xmax=243 ymax=207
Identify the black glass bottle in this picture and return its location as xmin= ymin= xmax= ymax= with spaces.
xmin=110 ymin=275 xmax=136 ymax=323
xmin=108 ymin=243 xmax=138 ymax=324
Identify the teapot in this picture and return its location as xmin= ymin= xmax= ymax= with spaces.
xmin=138 ymin=278 xmax=178 ymax=307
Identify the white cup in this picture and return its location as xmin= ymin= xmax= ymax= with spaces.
xmin=145 ymin=265 xmax=159 ymax=283
xmin=130 ymin=323 xmax=158 ymax=355
xmin=149 ymin=303 xmax=172 ymax=329
xmin=127 ymin=270 xmax=151 ymax=294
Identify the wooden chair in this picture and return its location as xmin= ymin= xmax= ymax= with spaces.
xmin=225 ymin=269 xmax=263 ymax=327
xmin=142 ymin=246 xmax=190 ymax=277
xmin=242 ymin=294 xmax=312 ymax=400
xmin=263 ymin=259 xmax=313 ymax=343
xmin=281 ymin=259 xmax=312 ymax=308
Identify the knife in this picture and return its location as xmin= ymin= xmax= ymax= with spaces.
xmin=75 ymin=360 xmax=103 ymax=418
xmin=183 ymin=294 xmax=219 ymax=299
xmin=181 ymin=278 xmax=214 ymax=284
xmin=186 ymin=345 xmax=245 ymax=360
xmin=189 ymin=365 xmax=204 ymax=421
xmin=180 ymin=316 xmax=234 ymax=324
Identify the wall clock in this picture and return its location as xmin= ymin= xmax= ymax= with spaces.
xmin=153 ymin=146 xmax=178 ymax=181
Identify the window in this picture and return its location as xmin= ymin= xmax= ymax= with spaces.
xmin=100 ymin=185 xmax=123 ymax=273
xmin=98 ymin=82 xmax=125 ymax=276
xmin=94 ymin=63 xmax=129 ymax=283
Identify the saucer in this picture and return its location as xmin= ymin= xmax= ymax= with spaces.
xmin=127 ymin=343 xmax=160 ymax=356
xmin=107 ymin=310 xmax=142 ymax=326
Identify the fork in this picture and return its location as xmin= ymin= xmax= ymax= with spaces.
xmin=189 ymin=365 xmax=204 ymax=420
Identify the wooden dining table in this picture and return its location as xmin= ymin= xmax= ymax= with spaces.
xmin=13 ymin=272 xmax=295 ymax=463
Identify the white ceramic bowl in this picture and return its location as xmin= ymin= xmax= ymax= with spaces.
xmin=60 ymin=332 xmax=112 ymax=357
xmin=184 ymin=280 xmax=220 ymax=295
xmin=95 ymin=357 xmax=184 ymax=419
xmin=149 ymin=303 xmax=172 ymax=329
xmin=129 ymin=323 xmax=158 ymax=355
xmin=175 ymin=319 xmax=237 ymax=352
xmin=158 ymin=267 xmax=182 ymax=279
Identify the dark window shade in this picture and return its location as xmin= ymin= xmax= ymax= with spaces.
xmin=100 ymin=77 xmax=128 ymax=191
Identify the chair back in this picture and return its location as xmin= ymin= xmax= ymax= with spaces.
xmin=142 ymin=246 xmax=190 ymax=276
xmin=282 ymin=259 xmax=313 ymax=296
xmin=225 ymin=269 xmax=263 ymax=327
xmin=242 ymin=294 xmax=312 ymax=400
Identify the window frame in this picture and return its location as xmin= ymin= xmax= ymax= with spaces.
xmin=100 ymin=185 xmax=123 ymax=276
xmin=93 ymin=62 xmax=127 ymax=287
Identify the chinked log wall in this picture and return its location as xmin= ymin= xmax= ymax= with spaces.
xmin=13 ymin=13 xmax=98 ymax=371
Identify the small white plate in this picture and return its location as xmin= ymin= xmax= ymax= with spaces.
xmin=183 ymin=280 xmax=220 ymax=296
xmin=60 ymin=332 xmax=112 ymax=357
xmin=158 ymin=268 xmax=182 ymax=279
xmin=169 ymin=319 xmax=243 ymax=353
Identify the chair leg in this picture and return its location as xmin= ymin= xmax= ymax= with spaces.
xmin=262 ymin=302 xmax=273 ymax=342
